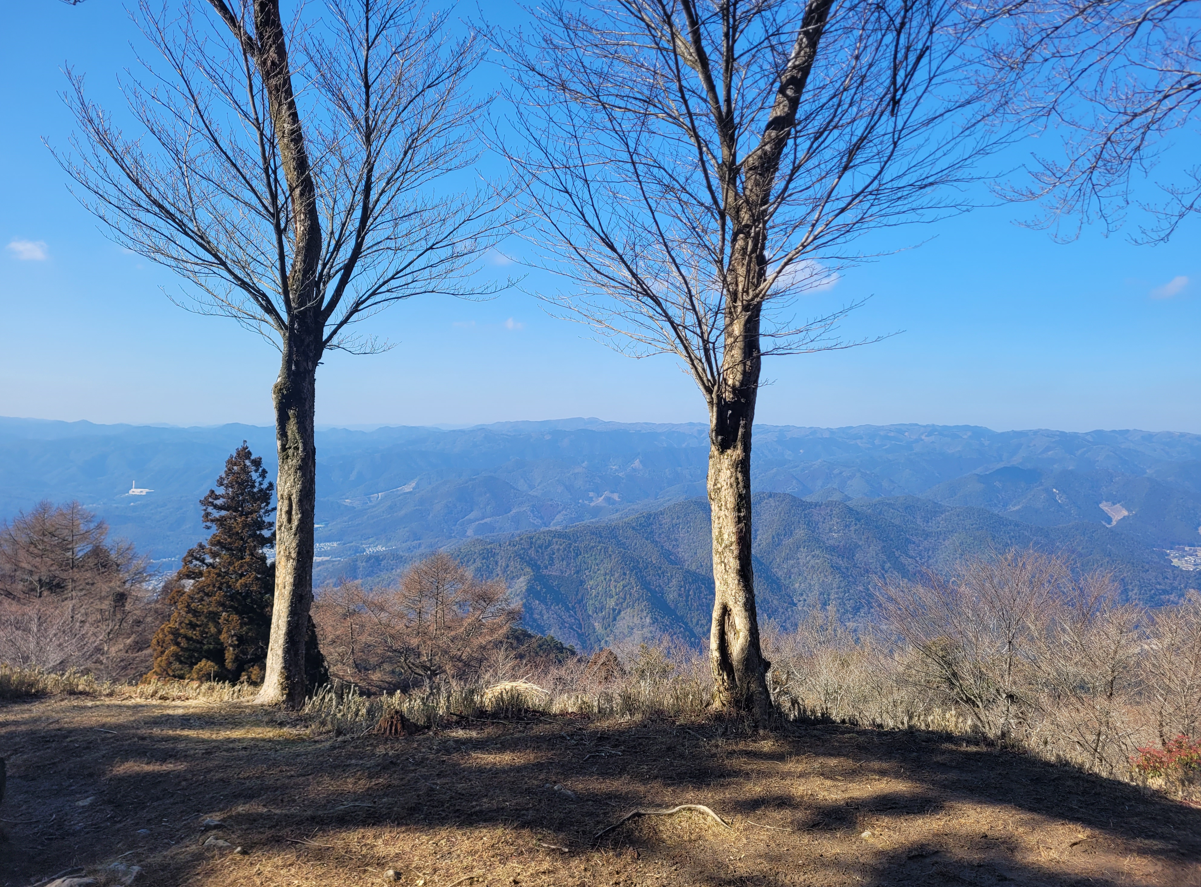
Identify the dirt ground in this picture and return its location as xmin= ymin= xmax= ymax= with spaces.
xmin=2 ymin=696 xmax=1200 ymax=887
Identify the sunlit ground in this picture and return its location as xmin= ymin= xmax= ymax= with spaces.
xmin=2 ymin=697 xmax=1199 ymax=887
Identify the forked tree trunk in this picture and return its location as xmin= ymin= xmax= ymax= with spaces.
xmin=707 ymin=314 xmax=773 ymax=722
xmin=702 ymin=0 xmax=833 ymax=721
xmin=249 ymin=0 xmax=325 ymax=709
xmin=257 ymin=329 xmax=319 ymax=708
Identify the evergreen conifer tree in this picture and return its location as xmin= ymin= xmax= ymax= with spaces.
xmin=149 ymin=444 xmax=327 ymax=687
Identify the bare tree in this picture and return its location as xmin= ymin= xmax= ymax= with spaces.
xmin=878 ymin=552 xmax=1063 ymax=738
xmin=387 ymin=552 xmax=518 ymax=686
xmin=311 ymin=554 xmax=518 ymax=691
xmin=0 ymin=501 xmax=145 ymax=614
xmin=0 ymin=501 xmax=108 ymax=602
xmin=1034 ymin=573 xmax=1144 ymax=775
xmin=877 ymin=548 xmax=1149 ymax=770
xmin=311 ymin=581 xmax=381 ymax=688
xmin=1145 ymin=591 xmax=1201 ymax=745
xmin=498 ymin=0 xmax=1013 ymax=718
xmin=57 ymin=0 xmax=504 ymax=707
xmin=0 ymin=501 xmax=154 ymax=678
xmin=1000 ymin=0 xmax=1201 ymax=240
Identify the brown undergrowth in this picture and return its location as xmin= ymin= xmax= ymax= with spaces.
xmin=2 ymin=693 xmax=1200 ymax=887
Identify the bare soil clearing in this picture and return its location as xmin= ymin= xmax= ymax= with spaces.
xmin=1 ymin=696 xmax=1199 ymax=887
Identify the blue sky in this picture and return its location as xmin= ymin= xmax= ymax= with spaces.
xmin=1 ymin=1 xmax=1197 ymax=433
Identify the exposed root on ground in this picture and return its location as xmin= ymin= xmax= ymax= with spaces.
xmin=593 ymin=803 xmax=731 ymax=844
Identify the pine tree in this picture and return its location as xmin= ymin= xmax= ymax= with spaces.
xmin=149 ymin=444 xmax=327 ymax=687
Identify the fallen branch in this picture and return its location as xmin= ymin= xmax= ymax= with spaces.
xmin=593 ymin=804 xmax=731 ymax=844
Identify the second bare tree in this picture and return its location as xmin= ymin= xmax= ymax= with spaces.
xmin=501 ymin=0 xmax=1016 ymax=719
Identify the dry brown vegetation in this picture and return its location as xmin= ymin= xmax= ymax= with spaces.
xmin=2 ymin=689 xmax=1200 ymax=887
xmin=774 ymin=552 xmax=1201 ymax=792
xmin=312 ymin=554 xmax=519 ymax=694
xmin=0 ymin=502 xmax=162 ymax=683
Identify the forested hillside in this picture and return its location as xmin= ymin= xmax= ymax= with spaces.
xmin=320 ymin=493 xmax=1199 ymax=651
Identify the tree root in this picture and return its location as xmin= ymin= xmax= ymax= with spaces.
xmin=593 ymin=804 xmax=732 ymax=844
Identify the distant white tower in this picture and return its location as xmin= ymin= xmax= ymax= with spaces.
xmin=128 ymin=480 xmax=153 ymax=496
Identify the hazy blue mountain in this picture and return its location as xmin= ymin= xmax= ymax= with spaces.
xmin=4 ymin=417 xmax=1201 ymax=570
xmin=924 ymin=467 xmax=1201 ymax=546
xmin=1148 ymin=460 xmax=1201 ymax=496
xmin=317 ymin=493 xmax=1199 ymax=651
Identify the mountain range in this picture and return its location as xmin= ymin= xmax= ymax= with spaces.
xmin=2 ymin=416 xmax=1198 ymax=647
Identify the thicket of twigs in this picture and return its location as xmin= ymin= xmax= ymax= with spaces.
xmin=310 ymin=552 xmax=575 ymax=693
xmin=775 ymin=552 xmax=1201 ymax=797
xmin=0 ymin=502 xmax=165 ymax=682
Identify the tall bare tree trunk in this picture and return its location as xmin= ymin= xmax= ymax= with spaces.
xmin=258 ymin=327 xmax=319 ymax=707
xmin=707 ymin=311 xmax=773 ymax=721
xmin=250 ymin=0 xmax=325 ymax=708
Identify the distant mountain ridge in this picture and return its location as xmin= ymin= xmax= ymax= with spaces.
xmin=924 ymin=466 xmax=1201 ymax=546
xmin=3 ymin=417 xmax=1200 ymax=576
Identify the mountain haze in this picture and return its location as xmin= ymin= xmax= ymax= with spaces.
xmin=4 ymin=417 xmax=1200 ymax=563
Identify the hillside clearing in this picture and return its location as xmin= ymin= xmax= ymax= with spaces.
xmin=1 ymin=697 xmax=1198 ymax=887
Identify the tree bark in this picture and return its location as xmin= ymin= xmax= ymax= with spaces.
xmin=707 ymin=312 xmax=773 ymax=722
xmin=249 ymin=0 xmax=325 ymax=709
xmin=257 ymin=326 xmax=319 ymax=708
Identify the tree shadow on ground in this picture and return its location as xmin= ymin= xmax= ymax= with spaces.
xmin=1 ymin=698 xmax=1198 ymax=887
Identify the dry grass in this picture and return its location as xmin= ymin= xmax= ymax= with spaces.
xmin=0 ymin=664 xmax=262 ymax=704
xmin=0 ymin=664 xmax=116 ymax=700
xmin=2 ymin=693 xmax=1200 ymax=887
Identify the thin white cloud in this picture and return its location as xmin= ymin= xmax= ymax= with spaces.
xmin=772 ymin=258 xmax=839 ymax=294
xmin=486 ymin=249 xmax=516 ymax=267
xmin=1150 ymin=275 xmax=1189 ymax=299
xmin=453 ymin=317 xmax=524 ymax=331
xmin=6 ymin=239 xmax=49 ymax=261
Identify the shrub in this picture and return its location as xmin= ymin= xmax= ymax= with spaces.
xmin=1132 ymin=735 xmax=1201 ymax=786
xmin=1144 ymin=593 xmax=1201 ymax=746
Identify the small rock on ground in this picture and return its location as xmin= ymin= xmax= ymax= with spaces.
xmin=203 ymin=837 xmax=233 ymax=849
